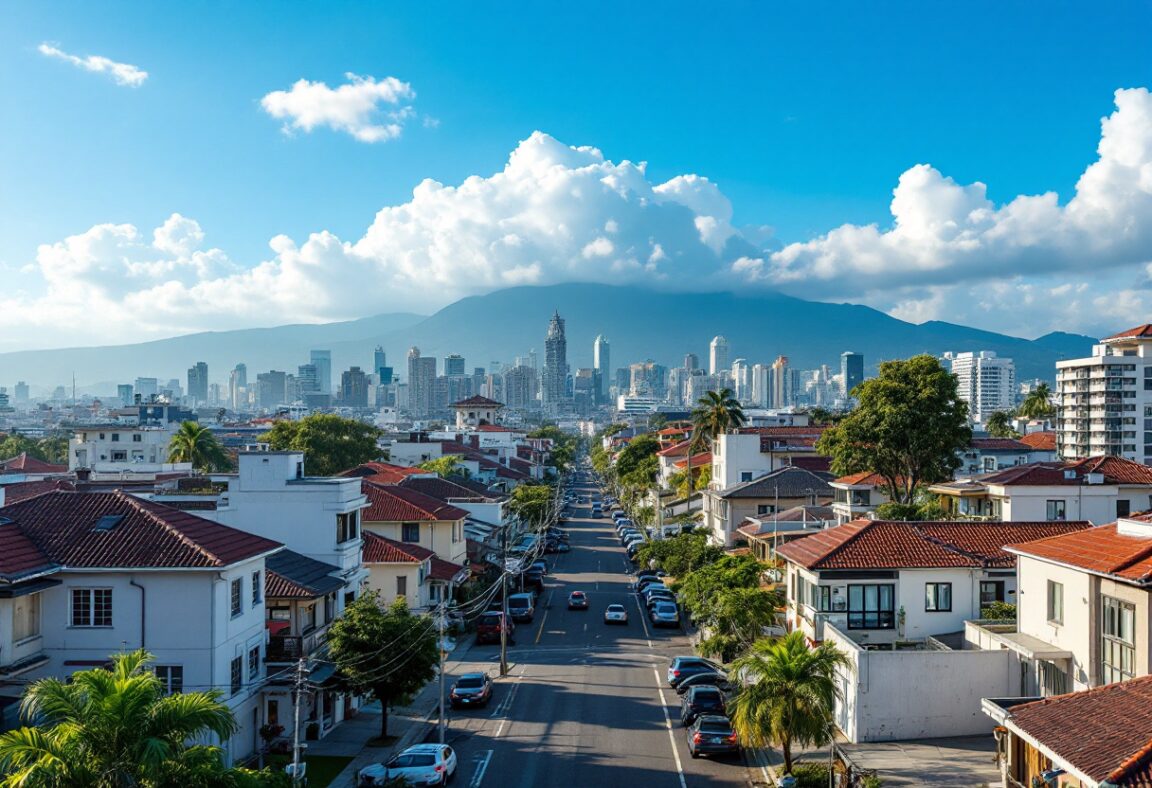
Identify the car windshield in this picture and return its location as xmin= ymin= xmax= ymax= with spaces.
xmin=571 ymin=592 xmax=585 ymax=598
xmin=655 ymin=603 xmax=676 ymax=612
xmin=457 ymin=677 xmax=484 ymax=688
xmin=699 ymin=721 xmax=733 ymax=733
xmin=480 ymin=614 xmax=502 ymax=625
xmin=607 ymin=605 xmax=624 ymax=612
xmin=693 ymin=689 xmax=722 ymax=701
xmin=392 ymin=753 xmax=436 ymax=767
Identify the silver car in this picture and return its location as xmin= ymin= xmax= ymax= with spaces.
xmin=650 ymin=601 xmax=680 ymax=628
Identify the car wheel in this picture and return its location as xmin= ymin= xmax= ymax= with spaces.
xmin=689 ymin=750 xmax=700 ymax=759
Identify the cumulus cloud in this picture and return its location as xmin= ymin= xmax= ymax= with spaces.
xmin=260 ymin=73 xmax=417 ymax=142
xmin=38 ymin=43 xmax=148 ymax=87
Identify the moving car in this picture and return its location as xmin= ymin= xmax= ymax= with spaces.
xmin=650 ymin=601 xmax=680 ymax=628
xmin=667 ymin=656 xmax=726 ymax=687
xmin=603 ymin=603 xmax=629 ymax=624
xmin=507 ymin=593 xmax=535 ymax=623
xmin=357 ymin=744 xmax=458 ymax=786
xmin=680 ymin=685 xmax=727 ymax=726
xmin=686 ymin=715 xmax=739 ymax=759
xmin=449 ymin=673 xmax=493 ymax=708
xmin=675 ymin=672 xmax=735 ymax=695
xmin=476 ymin=612 xmax=515 ymax=645
xmin=567 ymin=591 xmax=589 ymax=610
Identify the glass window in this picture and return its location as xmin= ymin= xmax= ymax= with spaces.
xmin=1117 ymin=500 xmax=1132 ymax=518
xmin=925 ymin=583 xmax=952 ymax=612
xmin=251 ymin=571 xmax=262 ymax=605
xmin=980 ymin=581 xmax=1005 ymax=605
xmin=1101 ymin=595 xmax=1136 ymax=685
xmin=847 ymin=584 xmax=895 ymax=629
xmin=155 ymin=665 xmax=183 ymax=695
xmin=740 ymin=472 xmax=754 ymax=482
xmin=13 ymin=593 xmax=40 ymax=641
xmin=248 ymin=646 xmax=260 ymax=680
xmin=71 ymin=589 xmax=112 ymax=627
xmin=402 ymin=522 xmax=420 ymax=542
xmin=1047 ymin=580 xmax=1064 ymax=624
xmin=1046 ymin=500 xmax=1067 ymax=520
xmin=231 ymin=657 xmax=243 ymax=696
xmin=230 ymin=579 xmax=242 ymax=617
xmin=336 ymin=512 xmax=359 ymax=543
xmin=397 ymin=576 xmax=408 ymax=597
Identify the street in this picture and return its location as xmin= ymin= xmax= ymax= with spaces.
xmin=441 ymin=478 xmax=752 ymax=788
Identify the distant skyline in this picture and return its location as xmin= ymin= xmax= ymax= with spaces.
xmin=2 ymin=2 xmax=1152 ymax=351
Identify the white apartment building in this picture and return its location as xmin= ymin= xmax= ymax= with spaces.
xmin=945 ymin=351 xmax=1016 ymax=424
xmin=1056 ymin=323 xmax=1152 ymax=463
xmin=69 ymin=424 xmax=192 ymax=476
xmin=709 ymin=336 xmax=729 ymax=376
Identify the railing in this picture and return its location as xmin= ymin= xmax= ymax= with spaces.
xmin=267 ymin=628 xmax=327 ymax=663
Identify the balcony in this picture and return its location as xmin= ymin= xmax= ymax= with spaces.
xmin=267 ymin=627 xmax=328 ymax=663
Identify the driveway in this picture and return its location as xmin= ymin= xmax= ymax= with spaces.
xmin=838 ymin=735 xmax=1000 ymax=786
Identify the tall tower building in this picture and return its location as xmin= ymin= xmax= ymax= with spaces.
xmin=709 ymin=336 xmax=729 ymax=376
xmin=593 ymin=335 xmax=610 ymax=398
xmin=340 ymin=367 xmax=370 ymax=407
xmin=445 ymin=354 xmax=466 ymax=377
xmin=750 ymin=364 xmax=770 ymax=408
xmin=945 ymin=351 xmax=1016 ymax=425
xmin=310 ymin=350 xmax=332 ymax=396
xmin=229 ymin=364 xmax=247 ymax=411
xmin=685 ymin=353 xmax=699 ymax=371
xmin=407 ymin=347 xmax=438 ymax=418
xmin=771 ymin=355 xmax=791 ymax=409
xmin=374 ymin=346 xmax=387 ymax=379
xmin=542 ymin=310 xmax=568 ymax=412
xmin=731 ymin=359 xmax=749 ymax=402
xmin=187 ymin=361 xmax=208 ymax=406
xmin=841 ymin=352 xmax=864 ymax=399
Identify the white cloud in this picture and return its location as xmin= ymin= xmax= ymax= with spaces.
xmin=38 ymin=43 xmax=148 ymax=87
xmin=260 ymin=73 xmax=417 ymax=143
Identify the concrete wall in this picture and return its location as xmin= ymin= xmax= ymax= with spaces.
xmin=363 ymin=520 xmax=467 ymax=565
xmin=1016 ymin=555 xmax=1096 ymax=690
xmin=826 ymin=624 xmax=1020 ymax=743
xmin=998 ymin=484 xmax=1148 ymax=525
xmin=366 ymin=561 xmax=432 ymax=610
xmin=712 ymin=434 xmax=770 ymax=490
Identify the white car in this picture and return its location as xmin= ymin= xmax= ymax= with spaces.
xmin=604 ymin=603 xmax=629 ymax=624
xmin=357 ymin=743 xmax=457 ymax=786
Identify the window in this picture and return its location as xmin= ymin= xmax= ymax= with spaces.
xmin=71 ymin=589 xmax=112 ymax=627
xmin=230 ymin=657 xmax=243 ymax=696
xmin=336 ymin=512 xmax=359 ymax=543
xmin=1040 ymin=660 xmax=1069 ymax=696
xmin=980 ymin=581 xmax=1005 ymax=605
xmin=402 ymin=522 xmax=420 ymax=542
xmin=248 ymin=646 xmax=261 ymax=681
xmin=230 ymin=579 xmax=243 ymax=617
xmin=740 ymin=472 xmax=754 ymax=482
xmin=847 ymin=584 xmax=895 ymax=629
xmin=1101 ymin=595 xmax=1136 ymax=684
xmin=132 ymin=433 xmax=142 ymax=443
xmin=810 ymin=585 xmax=832 ymax=612
xmin=397 ymin=576 xmax=408 ymax=597
xmin=982 ymin=457 xmax=997 ymax=472
xmin=757 ymin=504 xmax=775 ymax=516
xmin=251 ymin=571 xmax=262 ymax=605
xmin=111 ymin=433 xmax=120 ymax=442
xmin=324 ymin=593 xmax=335 ymax=624
xmin=1046 ymin=500 xmax=1067 ymax=520
xmin=1117 ymin=500 xmax=1132 ymax=518
xmin=155 ymin=665 xmax=183 ymax=695
xmin=110 ymin=450 xmax=127 ymax=462
xmin=1047 ymin=580 xmax=1064 ymax=624
xmin=13 ymin=593 xmax=40 ymax=641
xmin=925 ymin=583 xmax=952 ymax=612
xmin=300 ymin=603 xmax=317 ymax=633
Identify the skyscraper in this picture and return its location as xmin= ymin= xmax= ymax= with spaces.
xmin=340 ymin=366 xmax=370 ymax=407
xmin=256 ymin=371 xmax=287 ymax=409
xmin=374 ymin=346 xmax=387 ymax=378
xmin=731 ymin=359 xmax=749 ymax=402
xmin=135 ymin=377 xmax=158 ymax=402
xmin=187 ymin=362 xmax=208 ymax=405
xmin=229 ymin=364 xmax=247 ymax=411
xmin=445 ymin=354 xmax=466 ymax=376
xmin=297 ymin=363 xmax=319 ymax=395
xmin=542 ymin=310 xmax=568 ymax=412
xmin=841 ymin=352 xmax=864 ymax=399
xmin=117 ymin=384 xmax=134 ymax=407
xmin=310 ymin=350 xmax=332 ymax=396
xmin=709 ymin=336 xmax=729 ymax=375
xmin=13 ymin=382 xmax=29 ymax=406
xmin=593 ymin=335 xmax=610 ymax=398
xmin=684 ymin=353 xmax=699 ymax=371
xmin=771 ymin=355 xmax=791 ymax=408
xmin=945 ymin=351 xmax=1016 ymax=424
xmin=407 ymin=347 xmax=437 ymax=418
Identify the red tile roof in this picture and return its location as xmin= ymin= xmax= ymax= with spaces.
xmin=673 ymin=452 xmax=711 ymax=470
xmin=657 ymin=439 xmax=693 ymax=458
xmin=1 ymin=479 xmax=76 ymax=505
xmin=981 ymin=458 xmax=1152 ymax=487
xmin=0 ymin=524 xmax=56 ymax=581
xmin=970 ymin=437 xmax=1032 ymax=451
xmin=362 ymin=482 xmax=470 ymax=522
xmin=429 ymin=557 xmax=467 ymax=582
xmin=361 ymin=531 xmax=435 ymax=564
xmin=1104 ymin=324 xmax=1152 ymax=341
xmin=339 ymin=462 xmax=427 ymax=484
xmin=1007 ymin=523 xmax=1152 ymax=585
xmin=0 ymin=453 xmax=68 ymax=475
xmin=1018 ymin=431 xmax=1057 ymax=451
xmin=833 ymin=471 xmax=891 ymax=487
xmin=0 ymin=490 xmax=282 ymax=573
xmin=1071 ymin=456 xmax=1152 ymax=485
xmin=776 ymin=520 xmax=1092 ymax=570
xmin=452 ymin=395 xmax=504 ymax=408
xmin=1006 ymin=675 xmax=1152 ymax=785
xmin=786 ymin=456 xmax=833 ymax=473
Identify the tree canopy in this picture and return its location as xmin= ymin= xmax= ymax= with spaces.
xmin=1018 ymin=382 xmax=1056 ymax=420
xmin=508 ymin=484 xmax=555 ymax=526
xmin=327 ymin=593 xmax=438 ymax=738
xmin=418 ymin=455 xmax=467 ymax=478
xmin=815 ymin=354 xmax=971 ymax=504
xmin=632 ymin=532 xmax=723 ymax=578
xmin=168 ymin=421 xmax=232 ymax=472
xmin=260 ymin=414 xmax=382 ymax=476
xmin=985 ymin=411 xmax=1020 ymax=438
xmin=0 ymin=434 xmax=69 ymax=465
xmin=691 ymin=389 xmax=747 ymax=446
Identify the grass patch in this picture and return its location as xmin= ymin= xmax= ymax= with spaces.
xmin=266 ymin=754 xmax=353 ymax=787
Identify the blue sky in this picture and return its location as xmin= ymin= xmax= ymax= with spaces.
xmin=2 ymin=1 xmax=1152 ymax=349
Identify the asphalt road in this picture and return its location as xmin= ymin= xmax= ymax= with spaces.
xmin=442 ymin=475 xmax=753 ymax=788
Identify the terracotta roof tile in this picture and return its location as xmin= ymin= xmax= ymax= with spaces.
xmin=399 ymin=476 xmax=499 ymax=502
xmin=673 ymin=452 xmax=711 ymax=470
xmin=429 ymin=557 xmax=467 ymax=582
xmin=361 ymin=481 xmax=470 ymax=522
xmin=0 ymin=523 xmax=56 ymax=581
xmin=0 ymin=453 xmax=68 ymax=475
xmin=361 ymin=531 xmax=435 ymax=564
xmin=970 ymin=438 xmax=1032 ymax=451
xmin=1019 ymin=431 xmax=1057 ymax=451
xmin=1007 ymin=523 xmax=1152 ymax=584
xmin=338 ymin=462 xmax=427 ymax=484
xmin=833 ymin=471 xmax=891 ymax=487
xmin=777 ymin=520 xmax=1092 ymax=570
xmin=1104 ymin=324 xmax=1152 ymax=341
xmin=452 ymin=395 xmax=505 ymax=408
xmin=657 ymin=439 xmax=693 ymax=458
xmin=1007 ymin=675 xmax=1152 ymax=784
xmin=1 ymin=479 xmax=76 ymax=505
xmin=981 ymin=458 xmax=1152 ymax=487
xmin=1070 ymin=456 xmax=1152 ymax=485
xmin=264 ymin=550 xmax=344 ymax=599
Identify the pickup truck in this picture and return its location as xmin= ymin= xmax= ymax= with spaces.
xmin=476 ymin=612 xmax=515 ymax=645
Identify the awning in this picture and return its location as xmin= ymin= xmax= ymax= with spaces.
xmin=992 ymin=631 xmax=1073 ymax=661
xmin=0 ymin=578 xmax=62 ymax=598
xmin=306 ymin=662 xmax=339 ymax=687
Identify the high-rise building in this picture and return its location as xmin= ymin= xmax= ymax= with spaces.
xmin=116 ymin=384 xmax=134 ymax=407
xmin=629 ymin=361 xmax=667 ymax=398
xmin=297 ymin=363 xmax=319 ymax=395
xmin=502 ymin=365 xmax=538 ymax=410
xmin=229 ymin=364 xmax=247 ymax=411
xmin=542 ymin=310 xmax=568 ymax=412
xmin=685 ymin=353 xmax=700 ymax=371
xmin=256 ymin=371 xmax=287 ymax=410
xmin=187 ymin=361 xmax=208 ymax=405
xmin=593 ymin=335 xmax=610 ymax=398
xmin=407 ymin=347 xmax=437 ymax=418
xmin=374 ymin=346 xmax=387 ymax=379
xmin=731 ymin=359 xmax=749 ymax=402
xmin=310 ymin=350 xmax=332 ymax=396
xmin=13 ymin=382 xmax=29 ymax=405
xmin=614 ymin=368 xmax=630 ymax=394
xmin=771 ymin=356 xmax=791 ymax=409
xmin=750 ymin=364 xmax=770 ymax=408
xmin=1055 ymin=326 xmax=1152 ymax=462
xmin=340 ymin=366 xmax=370 ymax=407
xmin=528 ymin=349 xmax=538 ymax=371
xmin=945 ymin=351 xmax=1016 ymax=425
xmin=135 ymin=377 xmax=159 ymax=401
xmin=709 ymin=336 xmax=729 ymax=376
xmin=841 ymin=352 xmax=864 ymax=399
xmin=445 ymin=354 xmax=466 ymax=377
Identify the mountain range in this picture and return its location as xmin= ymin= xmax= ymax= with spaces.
xmin=0 ymin=283 xmax=1099 ymax=392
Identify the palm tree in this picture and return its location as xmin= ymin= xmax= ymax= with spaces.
xmin=0 ymin=649 xmax=238 ymax=787
xmin=684 ymin=389 xmax=747 ymax=499
xmin=728 ymin=631 xmax=849 ymax=773
xmin=1018 ymin=382 xmax=1056 ymax=420
xmin=985 ymin=410 xmax=1020 ymax=438
xmin=168 ymin=420 xmax=232 ymax=472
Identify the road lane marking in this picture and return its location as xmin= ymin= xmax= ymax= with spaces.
xmin=652 ymin=665 xmax=689 ymax=788
xmin=633 ymin=594 xmax=653 ymax=649
xmin=493 ymin=663 xmax=527 ymax=738
xmin=468 ymin=750 xmax=492 ymax=788
xmin=534 ymin=589 xmax=554 ymax=644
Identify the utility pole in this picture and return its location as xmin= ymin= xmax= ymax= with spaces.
xmin=499 ymin=522 xmax=509 ymax=677
xmin=290 ymin=657 xmax=307 ymax=787
xmin=438 ymin=600 xmax=447 ymax=744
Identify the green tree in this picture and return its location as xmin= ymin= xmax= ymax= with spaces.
xmin=327 ymin=593 xmax=438 ymax=739
xmin=691 ymin=389 xmax=747 ymax=445
xmin=985 ymin=411 xmax=1020 ymax=438
xmin=508 ymin=484 xmax=554 ymax=526
xmin=260 ymin=414 xmax=382 ymax=476
xmin=676 ymin=553 xmax=765 ymax=618
xmin=815 ymin=355 xmax=971 ymax=505
xmin=1018 ymin=382 xmax=1056 ymax=420
xmin=667 ymin=464 xmax=711 ymax=499
xmin=0 ymin=649 xmax=242 ymax=787
xmin=0 ymin=434 xmax=40 ymax=462
xmin=633 ymin=532 xmax=723 ymax=578
xmin=418 ymin=454 xmax=467 ymax=478
xmin=168 ymin=421 xmax=232 ymax=472
xmin=35 ymin=435 xmax=70 ymax=465
xmin=728 ymin=631 xmax=850 ymax=773
xmin=696 ymin=586 xmax=784 ymax=662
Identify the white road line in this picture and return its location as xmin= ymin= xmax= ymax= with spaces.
xmin=468 ymin=750 xmax=493 ymax=788
xmin=652 ymin=665 xmax=689 ymax=788
xmin=633 ymin=594 xmax=653 ymax=649
xmin=493 ymin=663 xmax=527 ymax=738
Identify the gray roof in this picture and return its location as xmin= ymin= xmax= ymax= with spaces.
xmin=716 ymin=466 xmax=834 ymax=500
xmin=265 ymin=550 xmax=345 ymax=598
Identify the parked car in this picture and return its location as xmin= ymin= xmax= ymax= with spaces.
xmin=357 ymin=744 xmax=457 ymax=786
xmin=554 ymin=542 xmax=571 ymax=553
xmin=650 ymin=601 xmax=680 ymax=628
xmin=449 ymin=673 xmax=493 ymax=708
xmin=529 ymin=560 xmax=549 ymax=575
xmin=636 ymin=578 xmax=666 ymax=594
xmin=667 ymin=656 xmax=726 ymax=687
xmin=675 ymin=672 xmax=735 ymax=695
xmin=476 ymin=612 xmax=515 ymax=645
xmin=645 ymin=591 xmax=677 ymax=609
xmin=685 ymin=714 xmax=739 ymax=759
xmin=507 ymin=593 xmax=535 ymax=623
xmin=680 ymin=685 xmax=727 ymax=726
xmin=603 ymin=603 xmax=629 ymax=624
xmin=567 ymin=591 xmax=589 ymax=610
xmin=636 ymin=569 xmax=667 ymax=580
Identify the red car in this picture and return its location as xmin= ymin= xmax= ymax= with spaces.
xmin=476 ymin=612 xmax=515 ymax=645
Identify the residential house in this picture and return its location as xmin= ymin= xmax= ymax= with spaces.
xmin=68 ymin=424 xmax=192 ymax=477
xmin=710 ymin=427 xmax=828 ymax=491
xmin=829 ymin=472 xmax=895 ymax=524
xmin=361 ymin=532 xmax=438 ymax=610
xmin=736 ymin=505 xmax=836 ymax=563
xmin=339 ymin=461 xmax=429 ymax=485
xmin=0 ymin=490 xmax=281 ymax=763
xmin=0 ymin=479 xmax=75 ymax=507
xmin=703 ymin=465 xmax=833 ymax=547
xmin=958 ymin=437 xmax=1041 ymax=476
xmin=0 ymin=453 xmax=68 ymax=483
xmin=1018 ymin=430 xmax=1059 ymax=460
xmin=930 ymin=456 xmax=1152 ymax=524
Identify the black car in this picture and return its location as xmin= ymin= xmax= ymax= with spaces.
xmin=680 ymin=686 xmax=727 ymax=726
xmin=686 ymin=715 xmax=739 ymax=759
xmin=449 ymin=673 xmax=493 ymax=708
xmin=636 ymin=569 xmax=666 ymax=580
xmin=667 ymin=656 xmax=726 ymax=687
xmin=675 ymin=672 xmax=735 ymax=695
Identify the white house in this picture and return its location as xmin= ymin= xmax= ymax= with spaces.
xmin=0 ymin=490 xmax=282 ymax=764
xmin=711 ymin=427 xmax=828 ymax=491
xmin=701 ymin=465 xmax=833 ymax=547
xmin=69 ymin=424 xmax=191 ymax=477
xmin=828 ymin=472 xmax=895 ymax=524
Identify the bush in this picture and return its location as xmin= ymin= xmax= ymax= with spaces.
xmin=981 ymin=601 xmax=1017 ymax=620
xmin=790 ymin=763 xmax=832 ymax=788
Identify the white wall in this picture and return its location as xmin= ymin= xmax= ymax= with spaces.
xmin=712 ymin=433 xmax=771 ymax=490
xmin=997 ymin=484 xmax=1151 ymax=525
xmin=389 ymin=441 xmax=443 ymax=466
